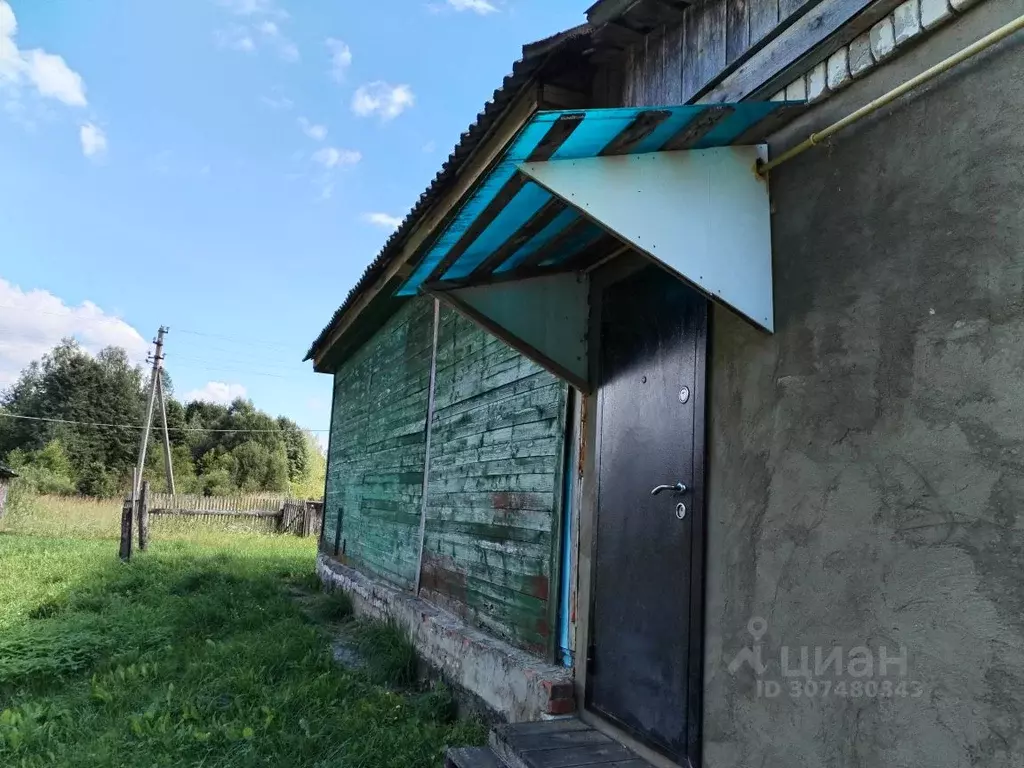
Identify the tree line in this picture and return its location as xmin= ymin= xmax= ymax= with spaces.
xmin=0 ymin=339 xmax=325 ymax=498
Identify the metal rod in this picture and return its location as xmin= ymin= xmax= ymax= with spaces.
xmin=414 ymin=299 xmax=442 ymax=595
xmin=758 ymin=12 xmax=1024 ymax=176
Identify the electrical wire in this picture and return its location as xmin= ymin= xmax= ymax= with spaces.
xmin=173 ymin=328 xmax=295 ymax=350
xmin=0 ymin=309 xmax=299 ymax=352
xmin=0 ymin=412 xmax=328 ymax=432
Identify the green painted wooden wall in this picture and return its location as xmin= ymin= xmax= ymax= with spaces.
xmin=323 ymin=297 xmax=569 ymax=655
xmin=323 ymin=299 xmax=434 ymax=589
xmin=420 ymin=308 xmax=568 ymax=655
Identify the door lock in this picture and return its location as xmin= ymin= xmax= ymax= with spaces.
xmin=650 ymin=482 xmax=687 ymax=496
xmin=675 ymin=502 xmax=687 ymax=520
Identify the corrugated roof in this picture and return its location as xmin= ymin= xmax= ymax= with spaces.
xmin=304 ymin=23 xmax=593 ymax=363
xmin=397 ymin=102 xmax=800 ymax=298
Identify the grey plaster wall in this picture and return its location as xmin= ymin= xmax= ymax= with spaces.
xmin=703 ymin=1 xmax=1024 ymax=765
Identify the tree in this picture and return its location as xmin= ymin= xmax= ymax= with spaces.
xmin=0 ymin=340 xmax=144 ymax=493
xmin=290 ymin=432 xmax=327 ymax=500
xmin=1 ymin=340 xmax=320 ymax=498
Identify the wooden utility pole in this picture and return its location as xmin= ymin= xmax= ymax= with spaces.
xmin=120 ymin=468 xmax=138 ymax=561
xmin=133 ymin=326 xmax=170 ymax=499
xmin=138 ymin=480 xmax=150 ymax=551
xmin=156 ymin=375 xmax=175 ymax=494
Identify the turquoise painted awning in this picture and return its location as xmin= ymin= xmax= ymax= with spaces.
xmin=397 ymin=102 xmax=800 ymax=297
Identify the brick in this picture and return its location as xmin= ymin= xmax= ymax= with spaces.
xmin=546 ymin=697 xmax=576 ymax=715
xmin=893 ymin=0 xmax=922 ymax=45
xmin=827 ymin=47 xmax=851 ymax=91
xmin=542 ymin=679 xmax=574 ymax=700
xmin=870 ymin=16 xmax=896 ymax=61
xmin=806 ymin=62 xmax=829 ymax=102
xmin=920 ymin=0 xmax=953 ymax=29
xmin=849 ymin=31 xmax=874 ymax=78
xmin=785 ymin=76 xmax=807 ymax=101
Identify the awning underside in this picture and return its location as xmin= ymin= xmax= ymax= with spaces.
xmin=398 ymin=102 xmax=799 ymax=296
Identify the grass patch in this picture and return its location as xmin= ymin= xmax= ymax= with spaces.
xmin=348 ymin=620 xmax=419 ymax=689
xmin=312 ymin=589 xmax=354 ymax=623
xmin=0 ymin=496 xmax=486 ymax=767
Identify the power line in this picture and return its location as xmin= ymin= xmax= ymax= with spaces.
xmin=0 ymin=412 xmax=328 ymax=433
xmin=172 ymin=328 xmax=295 ymax=350
xmin=0 ymin=310 xmax=300 ymax=352
xmin=168 ymin=355 xmax=304 ymax=374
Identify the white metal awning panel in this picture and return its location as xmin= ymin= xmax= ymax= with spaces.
xmin=520 ymin=145 xmax=774 ymax=332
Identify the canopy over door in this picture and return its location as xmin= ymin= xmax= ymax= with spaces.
xmin=397 ymin=102 xmax=802 ymax=390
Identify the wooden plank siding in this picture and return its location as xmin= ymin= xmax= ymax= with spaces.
xmin=324 ymin=299 xmax=435 ymax=589
xmin=612 ymin=0 xmax=813 ymax=107
xmin=420 ymin=307 xmax=569 ymax=655
xmin=323 ymin=297 xmax=569 ymax=654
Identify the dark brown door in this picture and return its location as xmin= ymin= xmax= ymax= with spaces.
xmin=587 ymin=264 xmax=707 ymax=764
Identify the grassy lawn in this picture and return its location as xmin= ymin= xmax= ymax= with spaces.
xmin=0 ymin=496 xmax=484 ymax=768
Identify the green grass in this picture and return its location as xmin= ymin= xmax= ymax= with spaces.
xmin=0 ymin=496 xmax=485 ymax=767
xmin=347 ymin=620 xmax=419 ymax=689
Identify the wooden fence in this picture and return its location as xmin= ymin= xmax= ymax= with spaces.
xmin=146 ymin=493 xmax=323 ymax=537
xmin=120 ymin=485 xmax=324 ymax=560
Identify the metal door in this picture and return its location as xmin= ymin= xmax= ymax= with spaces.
xmin=587 ymin=264 xmax=707 ymax=764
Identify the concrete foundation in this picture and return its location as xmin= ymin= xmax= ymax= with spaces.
xmin=316 ymin=554 xmax=574 ymax=722
xmin=702 ymin=1 xmax=1024 ymax=765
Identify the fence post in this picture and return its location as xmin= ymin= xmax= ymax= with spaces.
xmin=138 ymin=480 xmax=150 ymax=551
xmin=302 ymin=502 xmax=313 ymax=538
xmin=119 ymin=496 xmax=134 ymax=561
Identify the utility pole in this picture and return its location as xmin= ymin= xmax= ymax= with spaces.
xmin=133 ymin=326 xmax=169 ymax=500
xmin=156 ymin=372 xmax=176 ymax=494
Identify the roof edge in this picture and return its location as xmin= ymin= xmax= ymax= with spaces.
xmin=304 ymin=23 xmax=594 ymax=366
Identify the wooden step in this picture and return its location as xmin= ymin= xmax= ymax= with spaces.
xmin=490 ymin=718 xmax=653 ymax=768
xmin=445 ymin=746 xmax=510 ymax=768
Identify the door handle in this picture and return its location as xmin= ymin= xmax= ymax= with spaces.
xmin=650 ymin=482 xmax=687 ymax=496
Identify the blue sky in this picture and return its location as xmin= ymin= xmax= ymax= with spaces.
xmin=0 ymin=0 xmax=583 ymax=438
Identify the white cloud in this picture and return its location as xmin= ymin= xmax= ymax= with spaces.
xmin=326 ymin=38 xmax=351 ymax=82
xmin=277 ymin=41 xmax=299 ymax=61
xmin=362 ymin=212 xmax=402 ymax=229
xmin=216 ymin=0 xmax=286 ymax=17
xmin=0 ymin=2 xmax=89 ymax=110
xmin=0 ymin=277 xmax=147 ymax=388
xmin=352 ymin=82 xmax=414 ymax=121
xmin=312 ymin=146 xmax=361 ymax=168
xmin=22 ymin=49 xmax=86 ymax=106
xmin=422 ymin=140 xmax=436 ymax=153
xmin=259 ymin=93 xmax=293 ymax=110
xmin=298 ymin=116 xmax=326 ymax=141
xmin=215 ymin=0 xmax=298 ymax=61
xmin=447 ymin=0 xmax=499 ymax=13
xmin=256 ymin=20 xmax=298 ymax=61
xmin=184 ymin=381 xmax=248 ymax=405
xmin=79 ymin=122 xmax=106 ymax=158
xmin=215 ymin=26 xmax=256 ymax=53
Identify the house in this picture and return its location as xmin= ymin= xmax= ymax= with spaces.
xmin=307 ymin=0 xmax=1024 ymax=765
xmin=0 ymin=462 xmax=16 ymax=518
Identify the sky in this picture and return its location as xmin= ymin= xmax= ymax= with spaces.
xmin=0 ymin=0 xmax=584 ymax=439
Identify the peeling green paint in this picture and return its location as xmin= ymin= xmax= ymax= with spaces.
xmin=323 ymin=298 xmax=568 ymax=654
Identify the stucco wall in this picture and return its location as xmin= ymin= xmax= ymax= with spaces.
xmin=703 ymin=2 xmax=1024 ymax=766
